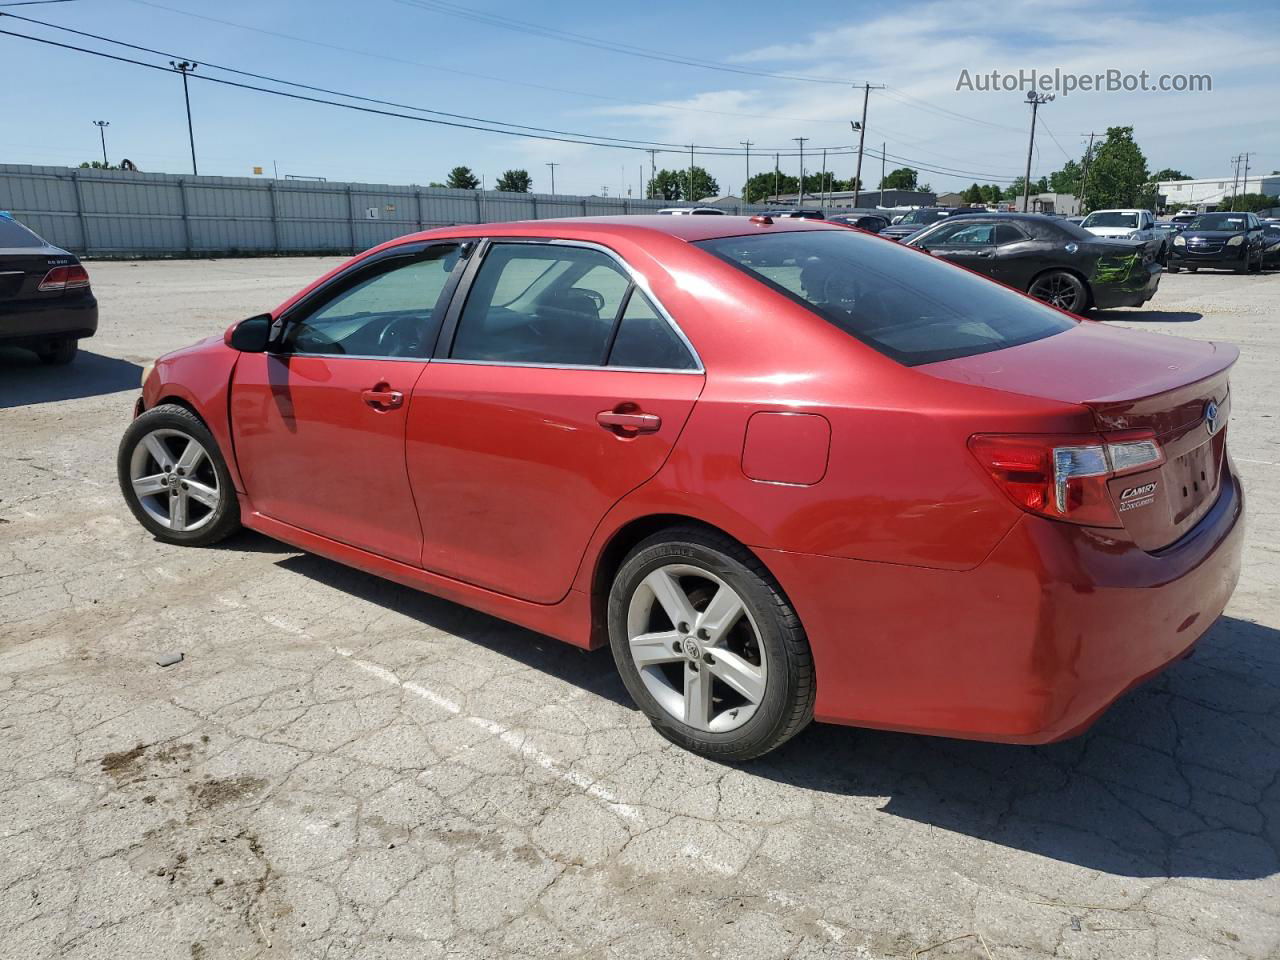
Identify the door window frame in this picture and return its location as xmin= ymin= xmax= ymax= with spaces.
xmin=269 ymin=238 xmax=476 ymax=362
xmin=433 ymin=237 xmax=704 ymax=374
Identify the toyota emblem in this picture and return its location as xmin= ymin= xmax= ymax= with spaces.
xmin=1205 ymin=400 xmax=1220 ymax=436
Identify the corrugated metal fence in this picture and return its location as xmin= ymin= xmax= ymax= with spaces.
xmin=0 ymin=164 xmax=770 ymax=258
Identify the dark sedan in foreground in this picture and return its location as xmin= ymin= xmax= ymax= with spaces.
xmin=0 ymin=212 xmax=97 ymax=364
xmin=1168 ymin=211 xmax=1268 ymax=273
xmin=118 ymin=215 xmax=1239 ymax=760
xmin=904 ymin=212 xmax=1160 ymax=313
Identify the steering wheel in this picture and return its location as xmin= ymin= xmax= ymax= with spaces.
xmin=376 ymin=315 xmax=422 ymax=357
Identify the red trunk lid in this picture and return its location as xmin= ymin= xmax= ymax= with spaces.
xmin=924 ymin=322 xmax=1236 ymax=550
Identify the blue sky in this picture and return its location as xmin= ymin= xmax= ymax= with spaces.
xmin=1 ymin=0 xmax=1275 ymax=197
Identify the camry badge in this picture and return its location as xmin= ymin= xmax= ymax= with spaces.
xmin=1205 ymin=400 xmax=1220 ymax=436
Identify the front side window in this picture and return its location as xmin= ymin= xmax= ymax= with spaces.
xmin=283 ymin=245 xmax=460 ymax=357
xmin=700 ymin=229 xmax=1076 ymax=366
xmin=451 ymin=244 xmax=630 ymax=365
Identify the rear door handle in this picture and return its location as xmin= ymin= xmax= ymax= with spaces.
xmin=362 ymin=384 xmax=404 ymax=410
xmin=597 ymin=410 xmax=661 ymax=434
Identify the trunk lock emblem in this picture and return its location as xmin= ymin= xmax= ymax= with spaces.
xmin=1205 ymin=401 xmax=1220 ymax=436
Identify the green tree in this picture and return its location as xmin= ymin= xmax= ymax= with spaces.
xmin=1150 ymin=168 xmax=1193 ymax=182
xmin=880 ymin=167 xmax=918 ymax=190
xmin=647 ymin=166 xmax=718 ymax=201
xmin=980 ymin=184 xmax=1004 ymax=203
xmin=1048 ymin=160 xmax=1082 ymax=195
xmin=495 ymin=169 xmax=532 ymax=193
xmin=1080 ymin=126 xmax=1149 ymax=211
xmin=962 ymin=183 xmax=985 ymax=204
xmin=78 ymin=160 xmax=121 ymax=170
xmin=1225 ymin=192 xmax=1279 ymax=213
xmin=446 ymin=166 xmax=480 ymax=190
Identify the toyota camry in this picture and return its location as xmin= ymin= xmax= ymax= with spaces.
xmin=118 ymin=215 xmax=1244 ymax=760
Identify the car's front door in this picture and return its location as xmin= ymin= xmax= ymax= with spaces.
xmin=405 ymin=240 xmax=704 ymax=604
xmin=230 ymin=243 xmax=463 ymax=564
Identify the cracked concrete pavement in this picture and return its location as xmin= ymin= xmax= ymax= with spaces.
xmin=1 ymin=258 xmax=1278 ymax=959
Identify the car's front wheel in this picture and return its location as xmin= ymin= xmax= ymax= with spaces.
xmin=1028 ymin=270 xmax=1088 ymax=314
xmin=607 ymin=526 xmax=814 ymax=761
xmin=117 ymin=404 xmax=241 ymax=546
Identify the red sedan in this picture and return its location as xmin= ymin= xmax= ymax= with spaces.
xmin=118 ymin=216 xmax=1244 ymax=760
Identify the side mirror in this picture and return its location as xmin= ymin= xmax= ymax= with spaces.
xmin=226 ymin=313 xmax=272 ymax=353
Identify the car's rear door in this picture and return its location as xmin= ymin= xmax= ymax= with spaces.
xmin=230 ymin=242 xmax=464 ymax=564
xmin=405 ymin=239 xmax=704 ymax=604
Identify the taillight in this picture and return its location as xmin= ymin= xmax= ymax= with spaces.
xmin=968 ymin=431 xmax=1165 ymax=527
xmin=37 ymin=264 xmax=90 ymax=292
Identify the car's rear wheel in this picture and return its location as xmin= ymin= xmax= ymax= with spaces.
xmin=607 ymin=526 xmax=814 ymax=761
xmin=37 ymin=337 xmax=78 ymax=365
xmin=117 ymin=404 xmax=241 ymax=546
xmin=1028 ymin=270 xmax=1088 ymax=313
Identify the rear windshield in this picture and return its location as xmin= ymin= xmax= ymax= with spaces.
xmin=898 ymin=209 xmax=949 ymax=226
xmin=698 ymin=229 xmax=1076 ymax=366
xmin=0 ymin=217 xmax=45 ymax=248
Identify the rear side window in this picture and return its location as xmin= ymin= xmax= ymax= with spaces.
xmin=700 ymin=229 xmax=1076 ymax=366
xmin=0 ymin=217 xmax=45 ymax=248
xmin=608 ymin=290 xmax=696 ymax=370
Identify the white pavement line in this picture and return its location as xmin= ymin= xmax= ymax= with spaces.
xmin=680 ymin=842 xmax=736 ymax=876
xmin=323 ymin=643 xmax=643 ymax=824
xmin=1236 ymin=457 xmax=1278 ymax=467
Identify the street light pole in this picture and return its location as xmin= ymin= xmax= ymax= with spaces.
xmin=1022 ymin=91 xmax=1054 ymax=213
xmin=850 ymin=82 xmax=882 ymax=207
xmin=793 ymin=137 xmax=808 ymax=206
xmin=169 ymin=61 xmax=199 ymax=175
xmin=92 ymin=120 xmax=109 ymax=166
xmin=546 ymin=162 xmax=558 ymax=196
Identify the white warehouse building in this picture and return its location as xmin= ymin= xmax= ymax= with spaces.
xmin=1159 ymin=174 xmax=1280 ymax=211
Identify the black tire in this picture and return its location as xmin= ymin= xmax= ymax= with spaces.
xmin=37 ymin=338 xmax=78 ymax=365
xmin=1187 ymin=266 xmax=1198 ymax=273
xmin=607 ymin=526 xmax=814 ymax=761
xmin=1167 ymin=265 xmax=1181 ymax=273
xmin=117 ymin=403 xmax=241 ymax=546
xmin=1027 ymin=269 xmax=1089 ymax=314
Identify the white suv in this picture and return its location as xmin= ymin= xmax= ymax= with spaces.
xmin=1079 ymin=209 xmax=1156 ymax=241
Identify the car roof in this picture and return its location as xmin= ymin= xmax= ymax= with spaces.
xmin=389 ymin=214 xmax=836 ymax=245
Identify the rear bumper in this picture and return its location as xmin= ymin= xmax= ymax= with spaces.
xmin=0 ymin=294 xmax=98 ymax=344
xmin=1093 ymin=261 xmax=1161 ymax=308
xmin=762 ymin=465 xmax=1245 ymax=743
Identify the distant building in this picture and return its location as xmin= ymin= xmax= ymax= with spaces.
xmin=765 ymin=188 xmax=937 ymax=209
xmin=936 ymin=191 xmax=966 ymax=207
xmin=695 ymin=194 xmax=742 ymax=207
xmin=1159 ymin=175 xmax=1280 ymax=211
xmin=1023 ymin=192 xmax=1080 ymax=216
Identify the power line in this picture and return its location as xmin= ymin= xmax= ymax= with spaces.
xmin=878 ymin=85 xmax=1025 ymax=134
xmin=395 ymin=0 xmax=855 ymax=86
xmin=120 ymin=0 xmax=850 ymax=127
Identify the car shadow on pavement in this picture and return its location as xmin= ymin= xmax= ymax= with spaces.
xmin=272 ymin=551 xmax=632 ymax=709
xmin=760 ymin=615 xmax=1279 ymax=881
xmin=1094 ymin=310 xmax=1203 ymax=323
xmin=0 ymin=348 xmax=143 ymax=409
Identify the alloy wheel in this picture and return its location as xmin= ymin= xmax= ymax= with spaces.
xmin=1029 ymin=273 xmax=1080 ymax=311
xmin=128 ymin=428 xmax=221 ymax=532
xmin=625 ymin=564 xmax=767 ymax=733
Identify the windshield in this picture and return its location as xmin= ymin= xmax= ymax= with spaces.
xmin=698 ymin=229 xmax=1076 ymax=366
xmin=1082 ymin=212 xmax=1138 ymax=228
xmin=1189 ymin=213 xmax=1248 ymax=231
xmin=899 ymin=209 xmax=949 ymax=226
xmin=0 ymin=216 xmax=45 ymax=248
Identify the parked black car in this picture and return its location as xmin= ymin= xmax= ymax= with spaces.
xmin=1168 ymin=211 xmax=1267 ymax=273
xmin=762 ymin=209 xmax=825 ymax=220
xmin=826 ymin=212 xmax=890 ymax=233
xmin=0 ymin=213 xmax=97 ymax=364
xmin=902 ymin=212 xmax=1160 ymax=314
xmin=1261 ymin=222 xmax=1280 ymax=269
xmin=879 ymin=207 xmax=954 ymax=241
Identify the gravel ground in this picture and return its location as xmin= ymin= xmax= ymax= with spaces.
xmin=1 ymin=257 xmax=1278 ymax=960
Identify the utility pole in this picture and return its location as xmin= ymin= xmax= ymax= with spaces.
xmin=92 ymin=120 xmax=110 ymax=167
xmin=1228 ymin=154 xmax=1244 ymax=210
xmin=646 ymin=150 xmax=658 ymax=199
xmin=1078 ymin=132 xmax=1099 ymax=214
xmin=1022 ymin=91 xmax=1054 ymax=212
xmin=793 ymin=137 xmax=808 ymax=206
xmin=688 ymin=144 xmax=695 ymax=203
xmin=851 ymin=82 xmax=884 ymax=208
xmin=880 ymin=142 xmax=886 ymax=207
xmin=740 ymin=140 xmax=752 ymax=203
xmin=545 ymin=162 xmax=558 ymax=196
xmin=773 ymin=153 xmax=779 ymax=201
xmin=1241 ymin=151 xmax=1255 ymax=205
xmin=169 ymin=61 xmax=199 ymax=175
xmin=820 ymin=148 xmax=827 ymax=209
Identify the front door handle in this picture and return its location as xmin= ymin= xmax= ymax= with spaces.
xmin=597 ymin=410 xmax=661 ymax=434
xmin=362 ymin=384 xmax=404 ymax=410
